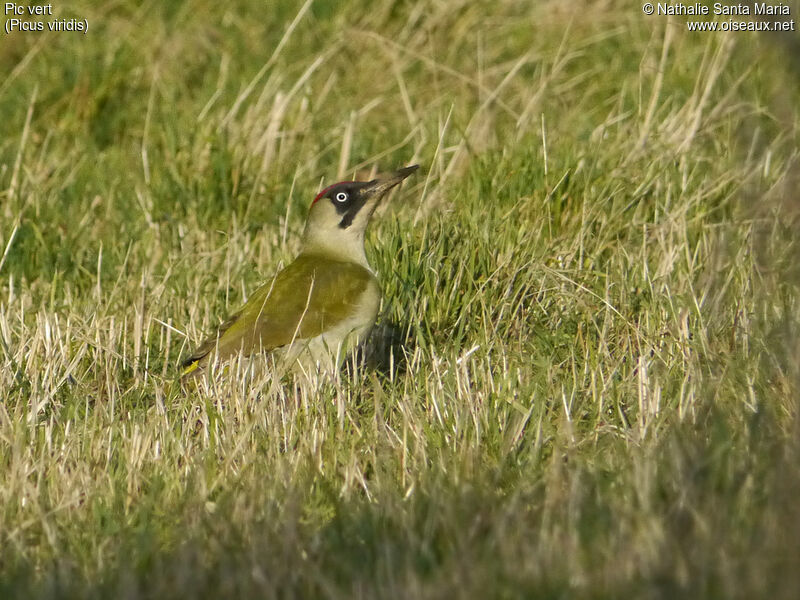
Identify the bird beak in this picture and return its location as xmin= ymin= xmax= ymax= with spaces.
xmin=362 ymin=165 xmax=419 ymax=198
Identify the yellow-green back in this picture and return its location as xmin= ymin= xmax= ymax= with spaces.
xmin=182 ymin=253 xmax=379 ymax=375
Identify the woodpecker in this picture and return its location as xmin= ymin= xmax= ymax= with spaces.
xmin=181 ymin=164 xmax=419 ymax=380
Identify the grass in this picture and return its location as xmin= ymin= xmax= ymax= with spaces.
xmin=1 ymin=0 xmax=799 ymax=597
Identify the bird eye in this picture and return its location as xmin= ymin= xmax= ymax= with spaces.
xmin=334 ymin=191 xmax=349 ymax=203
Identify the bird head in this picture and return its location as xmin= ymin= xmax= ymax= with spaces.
xmin=301 ymin=165 xmax=419 ymax=264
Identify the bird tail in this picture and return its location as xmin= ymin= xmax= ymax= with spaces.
xmin=179 ymin=343 xmax=213 ymax=379
xmin=180 ymin=359 xmax=202 ymax=379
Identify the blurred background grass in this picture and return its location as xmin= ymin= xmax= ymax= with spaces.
xmin=1 ymin=0 xmax=799 ymax=597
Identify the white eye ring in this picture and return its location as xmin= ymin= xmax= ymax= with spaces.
xmin=334 ymin=191 xmax=349 ymax=203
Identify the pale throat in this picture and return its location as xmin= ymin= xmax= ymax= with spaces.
xmin=300 ymin=226 xmax=371 ymax=268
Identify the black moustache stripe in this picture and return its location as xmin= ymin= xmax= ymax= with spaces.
xmin=338 ymin=196 xmax=367 ymax=229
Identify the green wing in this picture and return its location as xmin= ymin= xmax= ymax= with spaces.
xmin=182 ymin=255 xmax=377 ymax=374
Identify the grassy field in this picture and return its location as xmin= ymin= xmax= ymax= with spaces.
xmin=1 ymin=0 xmax=799 ymax=597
